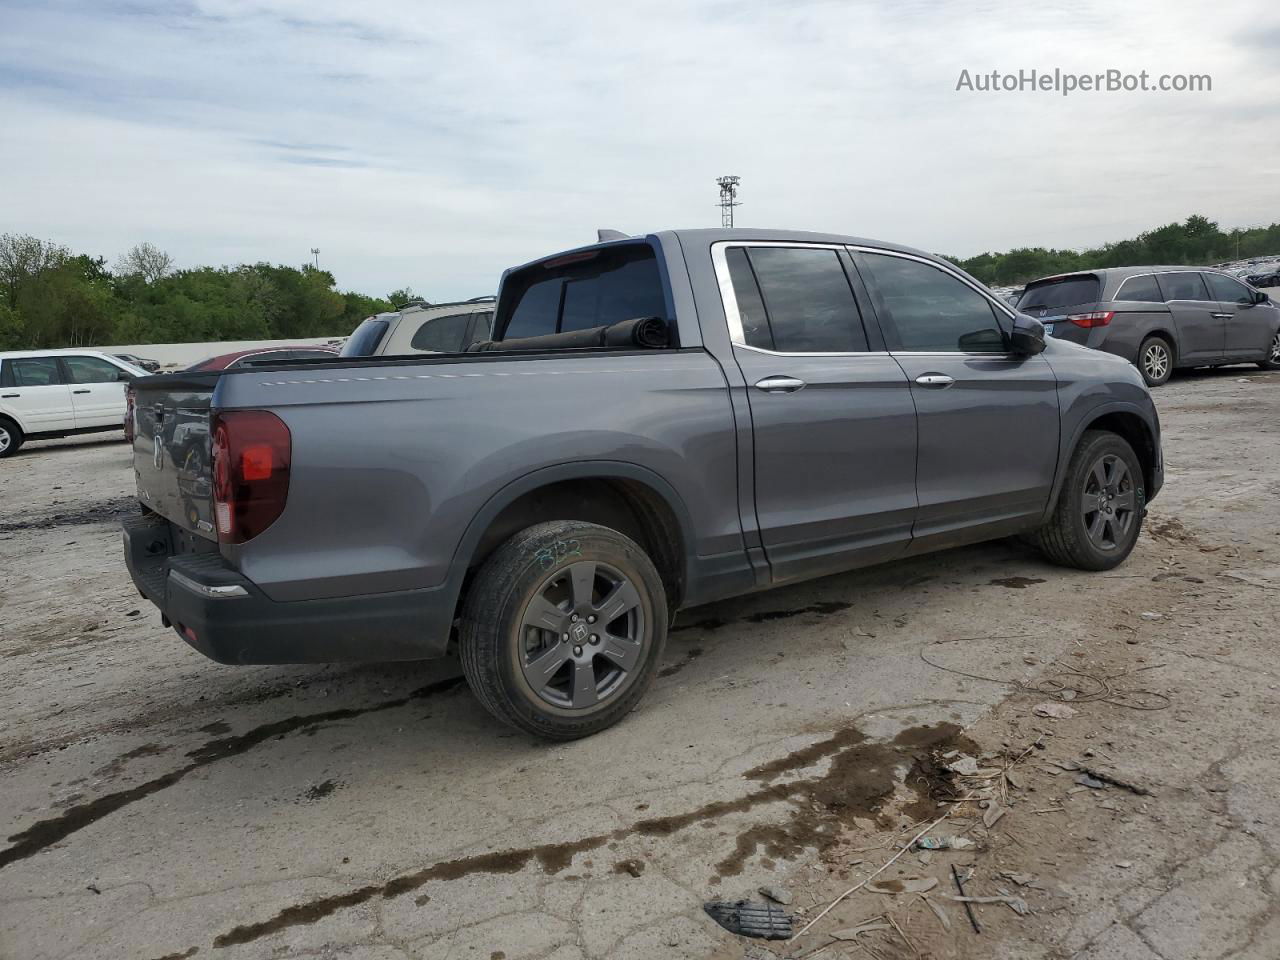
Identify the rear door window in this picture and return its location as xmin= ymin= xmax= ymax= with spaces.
xmin=1114 ymin=274 xmax=1163 ymax=303
xmin=410 ymin=312 xmax=473 ymax=352
xmin=1017 ymin=275 xmax=1101 ymax=312
xmin=862 ymin=253 xmax=1007 ymax=353
xmin=1204 ymin=272 xmax=1254 ymax=305
xmin=63 ymin=355 xmax=126 ymax=383
xmin=498 ymin=245 xmax=668 ymax=341
xmin=730 ymin=246 xmax=869 ymax=352
xmin=10 ymin=357 xmax=64 ymax=386
xmin=1157 ymin=272 xmax=1211 ymax=302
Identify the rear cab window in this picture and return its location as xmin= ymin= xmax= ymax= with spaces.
xmin=1017 ymin=275 xmax=1101 ymax=314
xmin=496 ymin=244 xmax=670 ymax=343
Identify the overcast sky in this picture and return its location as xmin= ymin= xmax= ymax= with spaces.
xmin=1 ymin=0 xmax=1276 ymax=299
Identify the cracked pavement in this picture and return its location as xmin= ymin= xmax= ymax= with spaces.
xmin=2 ymin=366 xmax=1279 ymax=959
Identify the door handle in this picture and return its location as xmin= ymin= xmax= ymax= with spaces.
xmin=754 ymin=376 xmax=806 ymax=393
xmin=914 ymin=374 xmax=955 ymax=388
xmin=73 ymin=389 xmax=91 ymax=394
xmin=1211 ymin=313 xmax=1232 ymax=319
xmin=1 ymin=393 xmax=18 ymax=399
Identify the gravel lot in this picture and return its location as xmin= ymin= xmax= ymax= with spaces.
xmin=2 ymin=365 xmax=1278 ymax=960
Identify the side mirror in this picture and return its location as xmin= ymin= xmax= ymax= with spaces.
xmin=1009 ymin=314 xmax=1046 ymax=355
xmin=1253 ymin=290 xmax=1269 ymax=305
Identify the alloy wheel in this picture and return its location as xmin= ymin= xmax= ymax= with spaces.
xmin=0 ymin=427 xmax=10 ymax=453
xmin=1269 ymin=332 xmax=1280 ymax=364
xmin=1081 ymin=453 xmax=1137 ymax=551
xmin=517 ymin=560 xmax=647 ymax=710
xmin=1142 ymin=343 xmax=1169 ymax=382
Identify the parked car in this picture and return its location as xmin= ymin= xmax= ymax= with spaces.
xmin=1245 ymin=271 xmax=1280 ymax=289
xmin=113 ymin=352 xmax=161 ymax=372
xmin=183 ymin=346 xmax=339 ymax=372
xmin=1016 ymin=267 xmax=1280 ymax=386
xmin=0 ymin=350 xmax=147 ymax=457
xmin=123 ymin=228 xmax=1163 ymax=739
xmin=340 ymin=298 xmax=496 ymax=357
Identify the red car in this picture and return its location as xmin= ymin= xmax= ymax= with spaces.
xmin=183 ymin=345 xmax=339 ymax=372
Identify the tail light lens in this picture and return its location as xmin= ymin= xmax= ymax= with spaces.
xmin=123 ymin=388 xmax=135 ymax=443
xmin=1066 ymin=311 xmax=1114 ymax=328
xmin=211 ymin=411 xmax=291 ymax=543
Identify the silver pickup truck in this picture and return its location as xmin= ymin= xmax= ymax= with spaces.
xmin=123 ymin=228 xmax=1163 ymax=739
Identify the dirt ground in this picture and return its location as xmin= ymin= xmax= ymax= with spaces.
xmin=2 ymin=364 xmax=1278 ymax=960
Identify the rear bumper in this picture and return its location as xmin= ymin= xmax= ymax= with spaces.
xmin=122 ymin=512 xmax=454 ymax=664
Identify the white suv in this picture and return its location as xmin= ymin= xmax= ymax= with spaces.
xmin=0 ymin=350 xmax=147 ymax=457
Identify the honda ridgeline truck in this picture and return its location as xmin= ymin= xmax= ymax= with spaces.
xmin=124 ymin=229 xmax=1163 ymax=739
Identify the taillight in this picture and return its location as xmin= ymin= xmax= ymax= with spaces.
xmin=124 ymin=389 xmax=136 ymax=443
xmin=210 ymin=411 xmax=291 ymax=543
xmin=1066 ymin=311 xmax=1114 ymax=328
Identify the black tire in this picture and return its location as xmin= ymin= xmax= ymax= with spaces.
xmin=0 ymin=417 xmax=23 ymax=458
xmin=1258 ymin=330 xmax=1280 ymax=370
xmin=1033 ymin=430 xmax=1145 ymax=571
xmin=1137 ymin=336 xmax=1173 ymax=386
xmin=459 ymin=520 xmax=668 ymax=740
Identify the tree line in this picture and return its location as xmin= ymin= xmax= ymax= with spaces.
xmin=3 ymin=216 xmax=1277 ymax=348
xmin=0 ymin=236 xmax=401 ymax=349
xmin=946 ymin=215 xmax=1280 ymax=287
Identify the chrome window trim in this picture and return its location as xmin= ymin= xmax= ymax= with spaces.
xmin=711 ymin=239 xmax=1019 ymax=359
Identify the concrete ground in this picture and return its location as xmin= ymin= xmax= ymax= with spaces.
xmin=1 ymin=364 xmax=1277 ymax=960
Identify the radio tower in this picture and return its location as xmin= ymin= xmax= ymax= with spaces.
xmin=716 ymin=176 xmax=741 ymax=228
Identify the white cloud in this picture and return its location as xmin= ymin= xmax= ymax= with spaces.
xmin=1 ymin=0 xmax=1276 ymax=298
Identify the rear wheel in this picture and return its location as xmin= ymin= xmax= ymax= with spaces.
xmin=0 ymin=418 xmax=23 ymax=458
xmin=1258 ymin=331 xmax=1280 ymax=370
xmin=459 ymin=521 xmax=668 ymax=740
xmin=1033 ymin=430 xmax=1145 ymax=571
xmin=1138 ymin=336 xmax=1173 ymax=386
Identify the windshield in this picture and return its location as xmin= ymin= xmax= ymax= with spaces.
xmin=1017 ymin=275 xmax=1101 ymax=313
xmin=340 ymin=317 xmax=392 ymax=357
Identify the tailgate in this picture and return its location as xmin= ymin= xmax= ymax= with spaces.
xmin=131 ymin=373 xmax=220 ymax=540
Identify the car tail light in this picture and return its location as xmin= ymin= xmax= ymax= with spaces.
xmin=123 ymin=388 xmax=136 ymax=443
xmin=211 ymin=411 xmax=291 ymax=544
xmin=1066 ymin=311 xmax=1114 ymax=328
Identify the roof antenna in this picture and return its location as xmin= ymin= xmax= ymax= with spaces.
xmin=597 ymin=229 xmax=629 ymax=242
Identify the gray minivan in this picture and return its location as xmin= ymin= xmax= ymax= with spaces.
xmin=1017 ymin=267 xmax=1280 ymax=385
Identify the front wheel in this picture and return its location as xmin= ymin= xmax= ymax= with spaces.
xmin=0 ymin=418 xmax=23 ymax=458
xmin=459 ymin=521 xmax=668 ymax=740
xmin=1258 ymin=331 xmax=1280 ymax=370
xmin=1033 ymin=430 xmax=1145 ymax=571
xmin=1137 ymin=336 xmax=1173 ymax=386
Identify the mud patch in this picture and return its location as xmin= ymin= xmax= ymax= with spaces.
xmin=745 ymin=601 xmax=852 ymax=624
xmin=613 ymin=858 xmax=645 ymax=878
xmin=93 ymin=743 xmax=172 ymax=780
xmin=301 ymin=779 xmax=341 ymax=802
xmin=988 ymin=576 xmax=1046 ymax=589
xmin=197 ymin=721 xmax=231 ymax=736
xmin=0 ymin=676 xmax=465 ymax=870
xmin=0 ymin=497 xmax=137 ymax=534
xmin=659 ymin=647 xmax=704 ymax=678
xmin=205 ymin=720 xmax=967 ymax=947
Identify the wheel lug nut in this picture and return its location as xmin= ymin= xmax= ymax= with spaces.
xmin=561 ymin=633 xmax=569 ymax=642
xmin=574 ymin=646 xmax=583 ymax=656
xmin=590 ymin=635 xmax=600 ymax=644
xmin=570 ymin=614 xmax=579 ymax=622
xmin=587 ymin=615 xmax=596 ymax=624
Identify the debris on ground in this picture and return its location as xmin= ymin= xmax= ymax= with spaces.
xmin=950 ymin=893 xmax=1030 ymax=916
xmin=758 ymin=884 xmax=792 ymax=905
xmin=1075 ymin=772 xmax=1107 ymax=789
xmin=999 ymin=871 xmax=1040 ymax=888
xmin=830 ymin=918 xmax=892 ymax=940
xmin=921 ymin=893 xmax=951 ymax=931
xmin=951 ymin=863 xmax=981 ymax=933
xmin=981 ymin=799 xmax=1006 ymax=828
xmin=916 ymin=835 xmax=975 ymax=851
xmin=703 ymin=899 xmax=792 ymax=940
xmin=868 ymin=876 xmax=938 ymax=895
xmin=1033 ymin=702 xmax=1077 ymax=719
